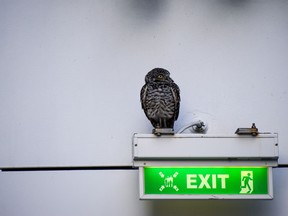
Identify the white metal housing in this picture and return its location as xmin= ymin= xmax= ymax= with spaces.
xmin=133 ymin=133 xmax=279 ymax=167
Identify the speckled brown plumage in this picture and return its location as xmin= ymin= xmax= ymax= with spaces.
xmin=140 ymin=68 xmax=180 ymax=129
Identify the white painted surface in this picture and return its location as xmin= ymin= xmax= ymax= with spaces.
xmin=0 ymin=1 xmax=287 ymax=166
xmin=0 ymin=168 xmax=287 ymax=216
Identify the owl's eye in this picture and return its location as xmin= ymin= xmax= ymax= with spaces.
xmin=158 ymin=74 xmax=163 ymax=79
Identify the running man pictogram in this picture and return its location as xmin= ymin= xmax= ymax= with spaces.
xmin=240 ymin=171 xmax=253 ymax=194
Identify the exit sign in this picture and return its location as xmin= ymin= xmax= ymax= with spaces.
xmin=139 ymin=167 xmax=273 ymax=199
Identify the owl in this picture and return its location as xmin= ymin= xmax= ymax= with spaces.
xmin=140 ymin=68 xmax=180 ymax=134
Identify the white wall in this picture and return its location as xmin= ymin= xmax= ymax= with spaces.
xmin=0 ymin=168 xmax=287 ymax=216
xmin=0 ymin=0 xmax=287 ymax=167
xmin=0 ymin=0 xmax=287 ymax=215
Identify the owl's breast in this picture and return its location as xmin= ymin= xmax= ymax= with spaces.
xmin=145 ymin=84 xmax=176 ymax=119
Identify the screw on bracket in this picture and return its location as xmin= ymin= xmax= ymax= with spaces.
xmin=235 ymin=123 xmax=259 ymax=136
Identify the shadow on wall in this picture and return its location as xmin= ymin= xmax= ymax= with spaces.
xmin=150 ymin=199 xmax=270 ymax=216
xmin=120 ymin=0 xmax=168 ymax=25
xmin=149 ymin=169 xmax=288 ymax=216
xmin=218 ymin=0 xmax=251 ymax=8
xmin=118 ymin=0 xmax=254 ymax=29
xmin=128 ymin=0 xmax=167 ymax=18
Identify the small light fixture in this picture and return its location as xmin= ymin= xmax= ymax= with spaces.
xmin=235 ymin=123 xmax=258 ymax=136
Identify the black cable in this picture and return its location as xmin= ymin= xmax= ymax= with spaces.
xmin=1 ymin=166 xmax=138 ymax=172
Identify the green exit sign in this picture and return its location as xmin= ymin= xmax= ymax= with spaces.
xmin=139 ymin=167 xmax=273 ymax=199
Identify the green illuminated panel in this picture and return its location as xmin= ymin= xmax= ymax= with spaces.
xmin=144 ymin=167 xmax=268 ymax=195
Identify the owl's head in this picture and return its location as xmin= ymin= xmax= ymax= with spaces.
xmin=145 ymin=68 xmax=172 ymax=83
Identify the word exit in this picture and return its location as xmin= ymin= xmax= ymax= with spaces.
xmin=187 ymin=174 xmax=229 ymax=189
